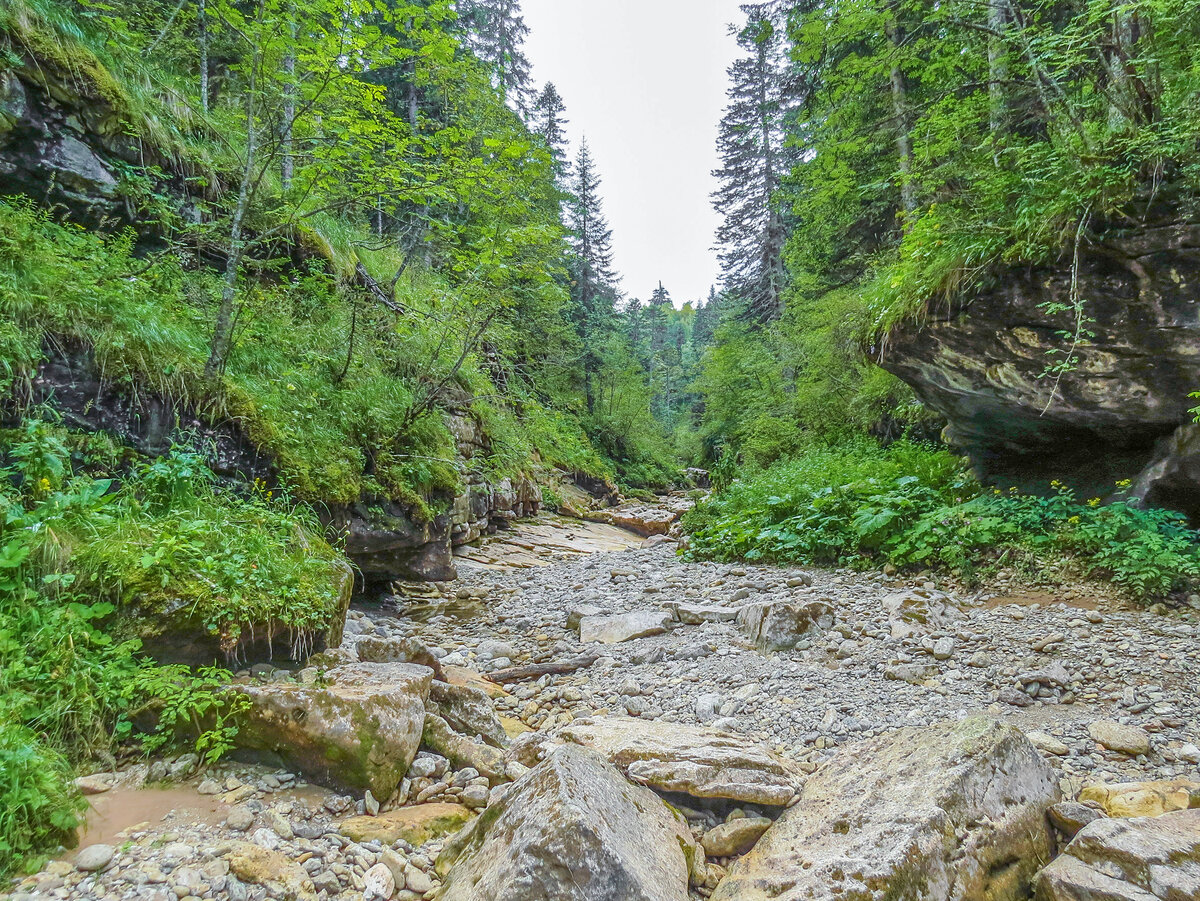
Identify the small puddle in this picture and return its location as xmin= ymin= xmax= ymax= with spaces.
xmin=74 ymin=787 xmax=230 ymax=847
xmin=71 ymin=782 xmax=331 ymax=849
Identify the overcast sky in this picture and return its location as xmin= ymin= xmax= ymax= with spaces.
xmin=521 ymin=0 xmax=746 ymax=308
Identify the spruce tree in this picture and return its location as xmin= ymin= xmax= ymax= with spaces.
xmin=532 ymin=82 xmax=570 ymax=176
xmin=456 ymin=0 xmax=534 ymax=112
xmin=712 ymin=2 xmax=795 ymax=322
xmin=567 ymin=138 xmax=620 ymax=413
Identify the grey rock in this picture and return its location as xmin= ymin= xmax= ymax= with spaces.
xmin=735 ymin=600 xmax=834 ymax=651
xmin=436 ymin=745 xmax=701 ymax=900
xmin=76 ymin=844 xmax=115 ymax=872
xmin=712 ymin=717 xmax=1060 ymax=901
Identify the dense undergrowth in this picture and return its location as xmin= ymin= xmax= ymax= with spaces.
xmin=684 ymin=441 xmax=1200 ymax=601
xmin=0 ymin=420 xmax=280 ymax=875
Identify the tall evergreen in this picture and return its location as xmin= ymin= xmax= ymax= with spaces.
xmin=456 ymin=0 xmax=534 ymax=112
xmin=567 ymin=138 xmax=620 ymax=413
xmin=712 ymin=2 xmax=794 ymax=322
xmin=532 ymin=82 xmax=570 ymax=176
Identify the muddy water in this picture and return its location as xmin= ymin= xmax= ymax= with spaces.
xmin=74 ymin=787 xmax=231 ymax=847
xmin=73 ymin=783 xmax=331 ymax=848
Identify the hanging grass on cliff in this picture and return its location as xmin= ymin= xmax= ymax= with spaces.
xmin=682 ymin=441 xmax=1200 ymax=601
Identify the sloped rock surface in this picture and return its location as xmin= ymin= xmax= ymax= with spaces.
xmin=578 ymin=610 xmax=673 ymax=644
xmin=1035 ymin=809 xmax=1200 ymax=901
xmin=712 ymin=716 xmax=1060 ymax=901
xmin=557 ymin=717 xmax=804 ymax=806
xmin=235 ymin=663 xmax=433 ymax=798
xmin=435 ymin=745 xmax=699 ymax=901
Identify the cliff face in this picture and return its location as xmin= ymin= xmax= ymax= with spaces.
xmin=880 ymin=219 xmax=1200 ymax=518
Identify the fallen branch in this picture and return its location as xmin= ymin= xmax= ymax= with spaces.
xmin=485 ymin=653 xmax=600 ymax=684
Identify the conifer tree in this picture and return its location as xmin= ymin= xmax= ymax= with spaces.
xmin=532 ymin=82 xmax=570 ymax=176
xmin=567 ymin=138 xmax=620 ymax=413
xmin=712 ymin=2 xmax=794 ymax=322
xmin=456 ymin=0 xmax=534 ymax=112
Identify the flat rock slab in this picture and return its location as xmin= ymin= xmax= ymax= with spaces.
xmin=668 ymin=603 xmax=741 ymax=625
xmin=1088 ymin=720 xmax=1152 ymax=756
xmin=712 ymin=716 xmax=1060 ymax=901
xmin=579 ymin=610 xmax=672 ymax=644
xmin=882 ymin=589 xmax=964 ymax=638
xmin=1035 ymin=808 xmax=1200 ymax=901
xmin=224 ymin=842 xmax=317 ymax=901
xmin=1080 ymin=779 xmax=1200 ymax=818
xmin=338 ymin=803 xmax=474 ymax=846
xmin=436 ymin=745 xmax=700 ymax=901
xmin=235 ymin=662 xmax=432 ymax=799
xmin=557 ymin=717 xmax=804 ymax=806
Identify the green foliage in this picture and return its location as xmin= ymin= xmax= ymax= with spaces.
xmin=0 ymin=420 xmax=332 ymax=875
xmin=684 ymin=442 xmax=1200 ymax=600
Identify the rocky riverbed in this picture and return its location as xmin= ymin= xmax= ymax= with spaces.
xmin=9 ymin=513 xmax=1200 ymax=901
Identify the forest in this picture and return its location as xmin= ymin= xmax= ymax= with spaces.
xmin=1 ymin=0 xmax=1200 ymax=887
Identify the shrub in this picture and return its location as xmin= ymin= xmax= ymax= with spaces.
xmin=683 ymin=441 xmax=1200 ymax=600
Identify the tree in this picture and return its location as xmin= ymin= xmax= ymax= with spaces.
xmin=566 ymin=138 xmax=620 ymax=413
xmin=201 ymin=0 xmax=457 ymax=378
xmin=712 ymin=2 xmax=795 ymax=322
xmin=456 ymin=0 xmax=534 ymax=112
xmin=532 ymin=82 xmax=570 ymax=176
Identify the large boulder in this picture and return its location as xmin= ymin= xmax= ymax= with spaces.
xmin=435 ymin=745 xmax=701 ymax=901
xmin=881 ymin=589 xmax=964 ymax=639
xmin=427 ymin=679 xmax=508 ymax=749
xmin=1035 ymin=808 xmax=1200 ymax=901
xmin=557 ymin=717 xmax=804 ymax=806
xmin=422 ymin=713 xmax=508 ymax=784
xmin=711 ymin=716 xmax=1060 ymax=901
xmin=736 ymin=599 xmax=834 ymax=651
xmin=235 ymin=663 xmax=433 ymax=798
xmin=878 ymin=218 xmax=1200 ymax=517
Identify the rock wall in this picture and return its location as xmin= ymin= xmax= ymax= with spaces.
xmin=880 ymin=217 xmax=1200 ymax=517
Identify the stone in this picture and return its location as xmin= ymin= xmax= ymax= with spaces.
xmin=436 ymin=746 xmax=700 ymax=900
xmin=557 ymin=717 xmax=804 ymax=806
xmin=225 ymin=805 xmax=255 ymax=832
xmin=234 ymin=662 xmax=433 ymax=799
xmin=74 ymin=775 xmax=113 ymax=795
xmin=672 ymin=604 xmax=740 ymax=625
xmin=578 ymin=610 xmax=673 ymax=644
xmin=1087 ymin=720 xmax=1152 ymax=756
xmin=701 ymin=818 xmax=772 ymax=857
xmin=224 ymin=842 xmax=317 ymax=901
xmin=1027 ymin=731 xmax=1071 ymax=756
xmin=881 ymin=589 xmax=964 ymax=638
xmin=422 ymin=713 xmax=508 ymax=783
xmin=354 ymin=635 xmax=446 ymax=680
xmin=735 ymin=600 xmax=834 ymax=651
xmin=1034 ymin=808 xmax=1200 ymax=901
xmin=711 ymin=717 xmax=1060 ymax=901
xmin=75 ymin=844 xmax=115 ymax=872
xmin=1048 ymin=802 xmax=1107 ymax=840
xmin=362 ymin=863 xmax=395 ymax=901
xmin=885 ymin=663 xmax=938 ymax=684
xmin=339 ymin=803 xmax=475 ymax=846
xmin=404 ymin=864 xmax=434 ymax=894
xmin=1079 ymin=779 xmax=1200 ymax=818
xmin=932 ymin=636 xmax=956 ymax=660
xmin=427 ymin=678 xmax=508 ymax=748
xmin=589 ymin=503 xmax=679 ymax=537
xmin=566 ymin=604 xmax=606 ymax=631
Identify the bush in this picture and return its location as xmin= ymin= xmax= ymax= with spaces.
xmin=0 ymin=419 xmax=339 ymax=875
xmin=683 ymin=441 xmax=1200 ymax=600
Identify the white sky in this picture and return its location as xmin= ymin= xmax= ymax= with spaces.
xmin=521 ymin=0 xmax=746 ymax=307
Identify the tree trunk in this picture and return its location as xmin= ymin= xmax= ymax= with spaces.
xmin=205 ymin=64 xmax=259 ymax=380
xmin=886 ymin=20 xmax=916 ymax=218
xmin=987 ymin=0 xmax=1008 ymax=136
xmin=281 ymin=9 xmax=296 ymax=191
xmin=198 ymin=0 xmax=209 ymax=114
